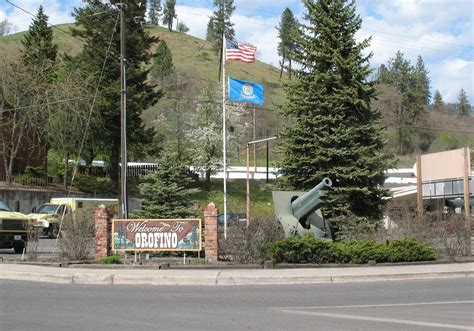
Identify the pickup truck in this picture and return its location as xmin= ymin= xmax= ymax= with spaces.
xmin=0 ymin=200 xmax=30 ymax=253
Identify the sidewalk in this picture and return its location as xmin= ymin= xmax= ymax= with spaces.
xmin=1 ymin=262 xmax=472 ymax=286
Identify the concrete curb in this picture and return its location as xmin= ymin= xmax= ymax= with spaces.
xmin=1 ymin=263 xmax=473 ymax=286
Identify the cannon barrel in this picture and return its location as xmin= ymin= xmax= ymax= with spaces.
xmin=291 ymin=178 xmax=332 ymax=222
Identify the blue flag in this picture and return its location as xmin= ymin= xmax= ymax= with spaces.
xmin=228 ymin=78 xmax=264 ymax=105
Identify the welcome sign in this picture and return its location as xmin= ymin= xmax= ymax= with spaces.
xmin=112 ymin=219 xmax=201 ymax=252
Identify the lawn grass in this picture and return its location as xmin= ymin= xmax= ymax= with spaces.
xmin=191 ymin=179 xmax=274 ymax=219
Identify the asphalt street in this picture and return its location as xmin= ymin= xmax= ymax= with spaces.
xmin=1 ymin=278 xmax=472 ymax=330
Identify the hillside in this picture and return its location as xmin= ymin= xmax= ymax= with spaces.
xmin=0 ymin=24 xmax=285 ymax=163
xmin=2 ymin=24 xmax=473 ymax=167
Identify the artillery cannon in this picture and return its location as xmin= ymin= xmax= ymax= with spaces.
xmin=272 ymin=178 xmax=333 ymax=239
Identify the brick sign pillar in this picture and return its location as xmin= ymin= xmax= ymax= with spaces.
xmin=204 ymin=202 xmax=218 ymax=262
xmin=94 ymin=205 xmax=113 ymax=261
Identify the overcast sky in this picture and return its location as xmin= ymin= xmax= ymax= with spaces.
xmin=1 ymin=0 xmax=472 ymax=103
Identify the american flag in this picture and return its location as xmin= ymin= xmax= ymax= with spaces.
xmin=225 ymin=39 xmax=257 ymax=63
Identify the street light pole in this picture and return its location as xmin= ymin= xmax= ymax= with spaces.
xmin=119 ymin=2 xmax=128 ymax=219
xmin=246 ymin=136 xmax=277 ymax=226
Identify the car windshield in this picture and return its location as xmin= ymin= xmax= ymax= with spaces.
xmin=0 ymin=201 xmax=12 ymax=212
xmin=37 ymin=204 xmax=59 ymax=214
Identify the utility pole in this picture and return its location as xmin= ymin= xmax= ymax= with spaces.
xmin=119 ymin=2 xmax=128 ymax=219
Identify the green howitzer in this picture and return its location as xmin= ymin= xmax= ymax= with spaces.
xmin=272 ymin=178 xmax=333 ymax=239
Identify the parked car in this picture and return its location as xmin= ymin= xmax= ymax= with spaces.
xmin=217 ymin=213 xmax=246 ymax=225
xmin=0 ymin=200 xmax=31 ymax=253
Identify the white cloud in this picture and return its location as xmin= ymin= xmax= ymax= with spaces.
xmin=430 ymin=59 xmax=474 ymax=103
xmin=2 ymin=0 xmax=472 ymax=103
xmin=3 ymin=0 xmax=77 ymax=33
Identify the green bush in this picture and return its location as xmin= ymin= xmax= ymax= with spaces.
xmin=99 ymin=255 xmax=121 ymax=264
xmin=385 ymin=238 xmax=437 ymax=262
xmin=265 ymin=235 xmax=436 ymax=264
xmin=74 ymin=174 xmax=116 ymax=194
xmin=345 ymin=240 xmax=388 ymax=264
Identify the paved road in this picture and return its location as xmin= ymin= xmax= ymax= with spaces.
xmin=1 ymin=278 xmax=472 ymax=330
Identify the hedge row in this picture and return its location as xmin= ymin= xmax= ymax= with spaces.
xmin=265 ymin=234 xmax=437 ymax=264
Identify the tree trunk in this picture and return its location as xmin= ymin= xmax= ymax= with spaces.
xmin=63 ymin=152 xmax=69 ymax=189
xmin=279 ymin=57 xmax=286 ymax=79
xmin=289 ymin=59 xmax=292 ymax=80
xmin=218 ymin=47 xmax=223 ymax=81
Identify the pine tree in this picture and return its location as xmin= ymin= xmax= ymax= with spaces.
xmin=377 ymin=51 xmax=429 ymax=154
xmin=135 ymin=151 xmax=199 ymax=218
xmin=186 ymin=87 xmax=222 ymax=185
xmin=457 ymin=88 xmax=471 ymax=116
xmin=413 ymin=56 xmax=431 ymax=106
xmin=21 ymin=5 xmax=57 ymax=76
xmin=148 ymin=0 xmax=162 ymax=25
xmin=206 ymin=19 xmax=216 ymax=42
xmin=151 ymin=39 xmax=174 ymax=84
xmin=433 ymin=90 xmax=445 ymax=112
xmin=277 ymin=8 xmax=299 ymax=80
xmin=279 ymin=0 xmax=391 ymax=220
xmin=72 ymin=0 xmax=161 ymax=186
xmin=209 ymin=0 xmax=235 ymax=79
xmin=162 ymin=0 xmax=177 ymax=32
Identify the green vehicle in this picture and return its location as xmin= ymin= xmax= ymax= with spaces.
xmin=0 ymin=200 xmax=30 ymax=253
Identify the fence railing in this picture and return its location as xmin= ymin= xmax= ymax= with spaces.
xmin=0 ymin=173 xmax=55 ymax=188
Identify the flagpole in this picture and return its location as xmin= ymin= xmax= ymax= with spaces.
xmin=222 ymin=32 xmax=228 ymax=239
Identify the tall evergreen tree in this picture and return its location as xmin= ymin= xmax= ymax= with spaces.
xmin=72 ymin=0 xmax=161 ymax=186
xmin=151 ymin=39 xmax=174 ymax=84
xmin=277 ymin=8 xmax=299 ymax=80
xmin=377 ymin=51 xmax=429 ymax=154
xmin=432 ymin=89 xmax=445 ymax=112
xmin=208 ymin=0 xmax=235 ymax=79
xmin=279 ymin=0 xmax=391 ymax=220
xmin=148 ymin=0 xmax=162 ymax=25
xmin=457 ymin=88 xmax=471 ymax=116
xmin=413 ymin=56 xmax=431 ymax=106
xmin=206 ymin=19 xmax=216 ymax=42
xmin=21 ymin=5 xmax=57 ymax=76
xmin=162 ymin=0 xmax=177 ymax=32
xmin=135 ymin=150 xmax=199 ymax=218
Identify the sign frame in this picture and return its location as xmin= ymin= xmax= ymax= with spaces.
xmin=112 ymin=218 xmax=202 ymax=252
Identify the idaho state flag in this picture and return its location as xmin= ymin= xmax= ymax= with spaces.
xmin=228 ymin=78 xmax=264 ymax=105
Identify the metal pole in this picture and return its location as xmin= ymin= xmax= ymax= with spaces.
xmin=120 ymin=2 xmax=128 ymax=219
xmin=463 ymin=147 xmax=471 ymax=226
xmin=266 ymin=130 xmax=269 ymax=183
xmin=416 ymin=154 xmax=423 ymax=216
xmin=222 ymin=32 xmax=227 ymax=239
xmin=253 ymin=107 xmax=256 ymax=174
xmin=246 ymin=144 xmax=250 ymax=228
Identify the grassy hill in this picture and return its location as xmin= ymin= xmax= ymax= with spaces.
xmin=1 ymin=23 xmax=286 ymax=164
xmin=0 ymin=23 xmax=285 ymax=109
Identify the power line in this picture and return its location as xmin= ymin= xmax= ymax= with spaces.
xmin=1 ymin=97 xmax=88 ymax=113
xmin=393 ymin=124 xmax=474 ymax=135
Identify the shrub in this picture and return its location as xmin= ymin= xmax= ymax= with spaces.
xmin=265 ymin=235 xmax=436 ymax=264
xmin=58 ymin=217 xmax=93 ymax=261
xmin=330 ymin=212 xmax=383 ymax=242
xmin=385 ymin=238 xmax=437 ymax=262
xmin=74 ymin=174 xmax=115 ymax=194
xmin=345 ymin=240 xmax=388 ymax=264
xmin=218 ymin=218 xmax=283 ymax=263
xmin=265 ymin=233 xmax=345 ymax=264
xmin=99 ymin=255 xmax=121 ymax=264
